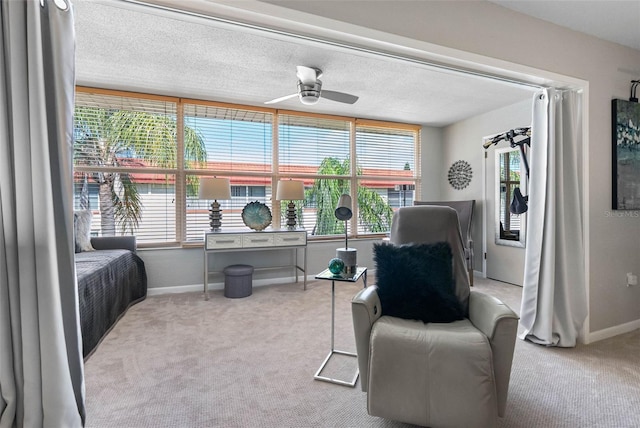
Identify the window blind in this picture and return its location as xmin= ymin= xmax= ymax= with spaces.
xmin=73 ymin=87 xmax=421 ymax=244
xmin=185 ymin=174 xmax=272 ymax=241
xmin=75 ymin=92 xmax=178 ymax=168
xmin=183 ymin=103 xmax=272 ymax=173
xmin=182 ymin=103 xmax=274 ymax=240
xmin=355 ymin=124 xmax=418 ymax=234
xmin=73 ymin=91 xmax=179 ymax=243
xmin=278 ymin=114 xmax=351 ymax=175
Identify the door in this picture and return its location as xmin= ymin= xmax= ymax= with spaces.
xmin=483 ymin=143 xmax=526 ymax=286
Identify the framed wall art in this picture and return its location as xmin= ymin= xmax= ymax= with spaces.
xmin=611 ymin=99 xmax=640 ymax=210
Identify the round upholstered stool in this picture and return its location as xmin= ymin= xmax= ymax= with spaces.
xmin=223 ymin=264 xmax=254 ymax=298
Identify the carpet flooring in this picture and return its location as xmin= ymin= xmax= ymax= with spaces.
xmin=84 ymin=276 xmax=640 ymax=427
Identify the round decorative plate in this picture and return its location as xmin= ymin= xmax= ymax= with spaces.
xmin=242 ymin=201 xmax=272 ymax=231
xmin=447 ymin=160 xmax=473 ymax=190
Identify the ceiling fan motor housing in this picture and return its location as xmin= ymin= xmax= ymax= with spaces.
xmin=297 ymin=80 xmax=322 ymax=105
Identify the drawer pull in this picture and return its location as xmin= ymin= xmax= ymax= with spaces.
xmin=281 ymin=237 xmax=301 ymax=241
xmin=216 ymin=239 xmax=236 ymax=244
xmin=250 ymin=238 xmax=270 ymax=243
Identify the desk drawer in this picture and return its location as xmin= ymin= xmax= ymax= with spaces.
xmin=206 ymin=234 xmax=242 ymax=250
xmin=243 ymin=234 xmax=275 ymax=248
xmin=275 ymin=232 xmax=307 ymax=247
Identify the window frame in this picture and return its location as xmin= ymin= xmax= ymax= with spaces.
xmin=74 ymin=86 xmax=421 ymax=247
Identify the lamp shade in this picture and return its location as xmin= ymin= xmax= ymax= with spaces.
xmin=276 ymin=180 xmax=304 ymax=201
xmin=334 ymin=194 xmax=353 ymax=221
xmin=198 ymin=177 xmax=231 ymax=200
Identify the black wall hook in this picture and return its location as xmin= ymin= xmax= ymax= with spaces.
xmin=630 ymin=80 xmax=639 ymax=102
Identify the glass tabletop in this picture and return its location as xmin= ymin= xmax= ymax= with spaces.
xmin=315 ymin=266 xmax=367 ymax=282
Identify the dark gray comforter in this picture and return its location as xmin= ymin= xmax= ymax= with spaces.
xmin=75 ymin=249 xmax=147 ymax=358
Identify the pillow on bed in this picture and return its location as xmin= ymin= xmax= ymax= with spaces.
xmin=74 ymin=210 xmax=95 ymax=253
xmin=373 ymin=242 xmax=464 ymax=323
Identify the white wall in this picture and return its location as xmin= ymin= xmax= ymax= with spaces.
xmin=140 ymin=237 xmax=379 ymax=290
xmin=420 ymin=125 xmax=444 ymax=200
xmin=441 ymin=99 xmax=532 ymax=272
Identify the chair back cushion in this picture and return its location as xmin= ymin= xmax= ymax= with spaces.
xmin=390 ymin=205 xmax=470 ymax=312
xmin=373 ymin=242 xmax=464 ymax=323
xmin=413 ymin=200 xmax=475 ymax=245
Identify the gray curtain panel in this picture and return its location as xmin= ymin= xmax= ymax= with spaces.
xmin=519 ymin=89 xmax=587 ymax=347
xmin=0 ymin=0 xmax=85 ymax=427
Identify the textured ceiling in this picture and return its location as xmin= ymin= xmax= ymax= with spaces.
xmin=73 ymin=0 xmax=536 ymax=127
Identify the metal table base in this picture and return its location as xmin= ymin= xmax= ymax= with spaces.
xmin=314 ymin=349 xmax=359 ymax=387
xmin=314 ymin=267 xmax=367 ymax=387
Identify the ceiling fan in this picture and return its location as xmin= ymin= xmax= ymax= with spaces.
xmin=265 ymin=65 xmax=359 ymax=106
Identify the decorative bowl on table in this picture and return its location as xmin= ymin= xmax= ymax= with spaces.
xmin=242 ymin=201 xmax=272 ymax=231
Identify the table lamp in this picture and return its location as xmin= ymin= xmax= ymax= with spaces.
xmin=335 ymin=194 xmax=357 ymax=274
xmin=199 ymin=177 xmax=231 ymax=231
xmin=276 ymin=179 xmax=305 ymax=229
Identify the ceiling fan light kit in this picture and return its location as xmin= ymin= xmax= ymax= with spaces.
xmin=265 ymin=65 xmax=358 ymax=106
xmin=298 ymin=80 xmax=322 ymax=105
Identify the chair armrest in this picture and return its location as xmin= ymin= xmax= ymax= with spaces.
xmin=90 ymin=236 xmax=137 ymax=253
xmin=351 ymin=285 xmax=382 ymax=392
xmin=468 ymin=290 xmax=518 ymax=417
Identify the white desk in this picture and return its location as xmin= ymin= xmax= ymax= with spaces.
xmin=203 ymin=229 xmax=307 ymax=300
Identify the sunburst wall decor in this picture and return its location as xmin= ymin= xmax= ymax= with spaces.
xmin=448 ymin=160 xmax=473 ymax=190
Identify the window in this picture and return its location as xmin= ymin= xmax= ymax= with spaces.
xmin=183 ymin=102 xmax=273 ymax=240
xmin=278 ymin=114 xmax=351 ymax=236
xmin=73 ymin=88 xmax=420 ymax=246
xmin=73 ymin=91 xmax=178 ymax=244
xmin=356 ymin=123 xmax=418 ymax=234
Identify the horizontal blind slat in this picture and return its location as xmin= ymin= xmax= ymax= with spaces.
xmin=278 ymin=114 xmax=351 ymax=175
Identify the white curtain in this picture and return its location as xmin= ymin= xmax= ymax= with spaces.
xmin=0 ymin=1 xmax=85 ymax=426
xmin=519 ymin=88 xmax=587 ymax=347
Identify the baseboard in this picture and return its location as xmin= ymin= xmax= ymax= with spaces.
xmin=147 ymin=284 xmax=206 ymax=296
xmin=147 ymin=275 xmax=312 ymax=296
xmin=586 ymin=319 xmax=640 ymax=343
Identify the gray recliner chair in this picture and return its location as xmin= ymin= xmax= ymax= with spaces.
xmin=352 ymin=205 xmax=518 ymax=428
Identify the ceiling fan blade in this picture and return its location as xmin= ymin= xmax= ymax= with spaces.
xmin=264 ymin=93 xmax=298 ymax=105
xmin=296 ymin=66 xmax=317 ymax=85
xmin=321 ymin=90 xmax=359 ymax=104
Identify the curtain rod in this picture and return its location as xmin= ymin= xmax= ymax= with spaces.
xmin=118 ymin=0 xmax=542 ymax=91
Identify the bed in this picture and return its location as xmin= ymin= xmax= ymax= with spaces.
xmin=75 ymin=236 xmax=147 ymax=359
